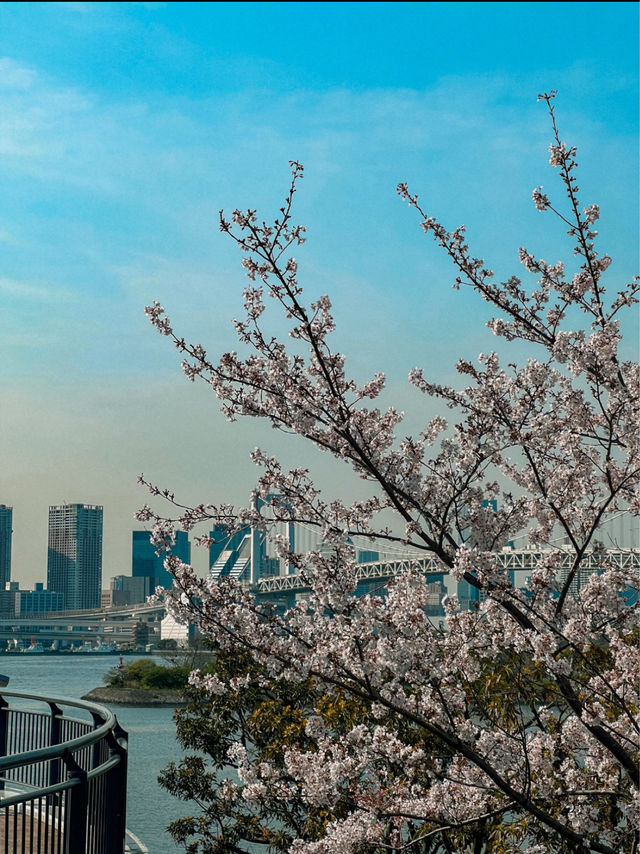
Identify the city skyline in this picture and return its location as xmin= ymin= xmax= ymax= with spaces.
xmin=1 ymin=499 xmax=638 ymax=597
xmin=1 ymin=501 xmax=199 ymax=590
xmin=1 ymin=3 xmax=637 ymax=585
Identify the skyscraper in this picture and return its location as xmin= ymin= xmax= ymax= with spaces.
xmin=132 ymin=530 xmax=190 ymax=596
xmin=47 ymin=504 xmax=103 ymax=611
xmin=208 ymin=523 xmax=250 ymax=579
xmin=0 ymin=505 xmax=12 ymax=589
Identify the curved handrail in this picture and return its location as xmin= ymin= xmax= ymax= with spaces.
xmin=0 ymin=689 xmax=129 ymax=854
xmin=0 ymin=689 xmax=117 ymax=772
xmin=0 ymin=754 xmax=125 ymax=809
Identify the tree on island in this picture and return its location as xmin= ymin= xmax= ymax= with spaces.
xmin=140 ymin=93 xmax=639 ymax=853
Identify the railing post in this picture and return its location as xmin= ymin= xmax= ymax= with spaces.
xmin=105 ymin=721 xmax=128 ymax=854
xmin=90 ymin=711 xmax=105 ymax=771
xmin=48 ymin=701 xmax=63 ymax=786
xmin=0 ymin=695 xmax=8 ymax=793
xmin=62 ymin=749 xmax=88 ymax=854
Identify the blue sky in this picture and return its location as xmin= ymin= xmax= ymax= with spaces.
xmin=0 ymin=2 xmax=637 ymax=583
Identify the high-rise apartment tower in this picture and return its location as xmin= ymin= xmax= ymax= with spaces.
xmin=47 ymin=504 xmax=103 ymax=610
xmin=0 ymin=506 xmax=12 ymax=589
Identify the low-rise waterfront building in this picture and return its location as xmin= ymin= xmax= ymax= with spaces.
xmin=110 ymin=574 xmax=148 ymax=606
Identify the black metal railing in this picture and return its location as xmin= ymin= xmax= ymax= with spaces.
xmin=0 ymin=690 xmax=127 ymax=854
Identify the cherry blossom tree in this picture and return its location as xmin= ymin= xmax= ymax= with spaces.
xmin=140 ymin=93 xmax=639 ymax=853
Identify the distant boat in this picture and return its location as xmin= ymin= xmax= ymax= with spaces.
xmin=22 ymin=642 xmax=45 ymax=653
xmin=92 ymin=642 xmax=118 ymax=654
xmin=75 ymin=641 xmax=118 ymax=654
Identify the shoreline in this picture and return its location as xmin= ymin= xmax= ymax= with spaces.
xmin=82 ymin=685 xmax=188 ymax=707
xmin=0 ymin=649 xmax=140 ymax=656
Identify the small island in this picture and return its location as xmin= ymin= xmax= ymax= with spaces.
xmin=83 ymin=658 xmax=191 ymax=707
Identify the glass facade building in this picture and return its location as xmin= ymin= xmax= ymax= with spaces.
xmin=208 ymin=524 xmax=251 ymax=580
xmin=131 ymin=530 xmax=191 ymax=595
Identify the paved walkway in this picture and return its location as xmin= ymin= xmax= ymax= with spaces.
xmin=0 ymin=803 xmax=62 ymax=853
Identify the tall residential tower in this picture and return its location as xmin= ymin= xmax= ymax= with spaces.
xmin=0 ymin=505 xmax=12 ymax=589
xmin=47 ymin=504 xmax=103 ymax=610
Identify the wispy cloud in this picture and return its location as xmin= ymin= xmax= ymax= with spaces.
xmin=0 ymin=275 xmax=71 ymax=300
xmin=0 ymin=57 xmax=37 ymax=90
